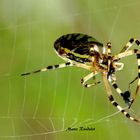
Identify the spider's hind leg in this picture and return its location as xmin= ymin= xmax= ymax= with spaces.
xmin=21 ymin=62 xmax=74 ymax=76
xmin=81 ymin=71 xmax=100 ymax=88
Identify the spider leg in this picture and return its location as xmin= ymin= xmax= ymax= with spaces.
xmin=106 ymin=42 xmax=112 ymax=75
xmin=21 ymin=60 xmax=93 ymax=76
xmin=80 ymin=46 xmax=101 ymax=88
xmin=81 ymin=71 xmax=100 ymax=88
xmin=109 ymin=79 xmax=131 ymax=106
xmin=21 ymin=62 xmax=74 ymax=76
xmin=74 ymin=63 xmax=92 ymax=71
xmin=120 ymin=38 xmax=140 ymax=53
xmin=128 ymin=76 xmax=139 ymax=108
xmin=106 ymin=42 xmax=112 ymax=56
xmin=102 ymin=73 xmax=139 ymax=123
xmin=114 ymin=49 xmax=139 ymax=59
xmin=102 ymin=42 xmax=112 ymax=77
xmin=114 ymin=50 xmax=140 ymax=108
xmin=102 ymin=42 xmax=112 ymax=56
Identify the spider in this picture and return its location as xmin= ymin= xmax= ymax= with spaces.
xmin=21 ymin=33 xmax=140 ymax=123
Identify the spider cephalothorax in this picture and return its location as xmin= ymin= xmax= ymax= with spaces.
xmin=21 ymin=33 xmax=140 ymax=123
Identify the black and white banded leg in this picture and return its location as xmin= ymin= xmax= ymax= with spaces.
xmin=114 ymin=49 xmax=140 ymax=108
xmin=21 ymin=62 xmax=74 ymax=76
xmin=106 ymin=42 xmax=112 ymax=75
xmin=120 ymin=38 xmax=140 ymax=53
xmin=108 ymin=95 xmax=139 ymax=123
xmin=103 ymin=73 xmax=139 ymax=123
xmin=129 ymin=53 xmax=140 ymax=108
xmin=110 ymin=80 xmax=131 ymax=106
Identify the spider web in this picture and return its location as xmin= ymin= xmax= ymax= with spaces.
xmin=0 ymin=0 xmax=140 ymax=140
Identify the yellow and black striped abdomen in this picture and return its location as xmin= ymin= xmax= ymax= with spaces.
xmin=54 ymin=33 xmax=103 ymax=63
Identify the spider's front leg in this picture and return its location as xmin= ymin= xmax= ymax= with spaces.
xmin=120 ymin=38 xmax=140 ymax=53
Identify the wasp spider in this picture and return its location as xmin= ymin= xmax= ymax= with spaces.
xmin=21 ymin=33 xmax=140 ymax=123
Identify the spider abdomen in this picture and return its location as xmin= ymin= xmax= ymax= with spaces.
xmin=54 ymin=33 xmax=103 ymax=63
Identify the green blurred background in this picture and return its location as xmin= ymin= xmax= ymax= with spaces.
xmin=0 ymin=0 xmax=140 ymax=139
